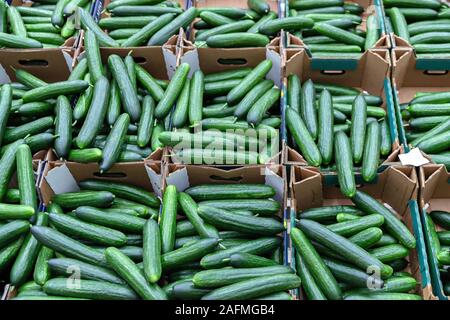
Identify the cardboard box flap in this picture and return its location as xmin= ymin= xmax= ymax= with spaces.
xmin=420 ymin=165 xmax=450 ymax=209
xmin=45 ymin=164 xmax=80 ymax=195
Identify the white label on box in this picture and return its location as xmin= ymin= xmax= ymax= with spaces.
xmin=45 ymin=164 xmax=80 ymax=194
xmin=264 ymin=166 xmax=284 ymax=202
xmin=398 ymin=148 xmax=430 ymax=167
xmin=145 ymin=165 xmax=163 ymax=199
xmin=166 ymin=167 xmax=190 ymax=192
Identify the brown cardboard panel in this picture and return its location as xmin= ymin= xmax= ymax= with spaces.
xmin=39 ymin=161 xmax=162 ymax=205
xmin=419 ymin=165 xmax=450 ymax=212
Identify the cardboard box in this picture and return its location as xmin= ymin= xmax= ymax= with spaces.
xmin=419 ymin=164 xmax=450 ymax=300
xmin=391 ymin=48 xmax=450 ymax=158
xmin=283 ymin=48 xmax=401 ymax=168
xmin=286 ymin=0 xmax=390 ymax=63
xmin=289 ymin=165 xmax=435 ymax=300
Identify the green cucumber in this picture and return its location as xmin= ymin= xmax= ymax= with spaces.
xmin=0 ymin=237 xmax=24 ymax=272
xmin=369 ymin=244 xmax=410 ymax=263
xmin=3 ymin=116 xmax=54 ymax=144
xmin=380 ymin=119 xmax=392 ymax=156
xmin=186 ymin=184 xmax=275 ymax=201
xmin=0 ymin=32 xmax=43 ymax=48
xmin=300 ymin=206 xmax=361 ymax=222
xmin=375 ymin=234 xmax=398 ymax=247
xmin=0 ymin=204 xmax=35 ymax=220
xmin=365 ymin=14 xmax=380 ymax=50
xmin=109 ymin=5 xmax=182 ymax=16
xmin=344 ymin=292 xmax=421 ymax=300
xmin=361 ymin=120 xmax=381 ymax=182
xmin=100 ymin=113 xmax=130 ymax=172
xmin=327 ymin=214 xmax=384 ymax=237
xmin=313 ymin=23 xmax=365 ymax=47
xmin=113 ymin=198 xmax=157 ymax=217
xmin=247 ymin=87 xmax=280 ymax=125
xmin=137 ymin=96 xmax=154 ymax=147
xmin=334 ymin=131 xmax=356 ymax=197
xmin=197 ymin=199 xmax=280 ymax=215
xmin=317 ymin=89 xmax=334 ymax=165
xmin=15 ymin=69 xmax=47 ymax=88
xmin=16 ymin=144 xmax=37 ymax=212
xmin=411 ymin=118 xmax=450 ymax=147
xmin=204 ymin=68 xmax=252 ymax=83
xmin=33 ymin=246 xmax=53 ymax=286
xmin=67 ymin=148 xmax=102 ymax=163
xmin=259 ymin=16 xmax=314 ymax=36
xmin=295 ymin=252 xmax=326 ymax=300
xmin=135 ymin=64 xmax=165 ymax=102
xmin=143 ymin=220 xmax=161 ymax=283
xmin=0 ymin=84 xmax=11 ymax=146
xmin=350 ymin=95 xmax=367 ymax=164
xmin=388 ymin=7 xmax=410 ymax=43
xmin=407 ymin=103 xmax=450 ymax=117
xmin=0 ymin=220 xmax=30 ymax=247
xmin=22 ymin=80 xmax=88 ymax=102
xmin=7 ymin=6 xmax=27 ymax=38
xmin=248 ymin=0 xmax=270 ymax=15
xmin=229 ymin=252 xmax=278 ymax=268
xmin=69 ymin=58 xmax=89 ymax=82
xmin=54 ymin=95 xmax=72 ymax=159
xmin=4 ymin=189 xmax=20 ymax=204
xmin=160 ymin=185 xmax=177 ymax=254
xmin=107 ymin=80 xmax=121 ymax=126
xmin=430 ymin=211 xmax=450 ymax=229
xmin=196 ymin=20 xmax=254 ymax=42
xmin=287 ymin=74 xmax=301 ymax=114
xmin=348 ymin=227 xmax=383 ymax=249
xmin=162 ymin=238 xmax=218 ymax=270
xmin=206 ymin=33 xmax=267 ymax=48
xmin=52 ymin=191 xmax=115 ymax=209
xmin=85 ymin=30 xmax=104 ymax=83
xmin=205 ymin=78 xmax=241 ymax=97
xmin=189 ymin=70 xmax=204 ymax=126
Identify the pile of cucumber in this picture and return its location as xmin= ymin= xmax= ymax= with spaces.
xmin=0 ymin=0 xmax=92 ymax=48
xmin=286 ymin=77 xmax=392 ymax=195
xmin=384 ymin=0 xmax=450 ymax=56
xmin=288 ymin=0 xmax=380 ymax=56
xmin=400 ymin=91 xmax=450 ymax=169
xmin=94 ymin=1 xmax=196 ymax=47
xmin=426 ymin=210 xmax=450 ymax=296
xmin=157 ymin=60 xmax=281 ymax=165
xmin=6 ymin=182 xmax=298 ymax=300
xmin=293 ymin=190 xmax=420 ymax=300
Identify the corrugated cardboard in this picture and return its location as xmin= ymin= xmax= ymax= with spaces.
xmin=419 ymin=164 xmax=450 ymax=300
xmin=289 ymin=165 xmax=435 ymax=300
xmin=283 ymin=48 xmax=401 ymax=166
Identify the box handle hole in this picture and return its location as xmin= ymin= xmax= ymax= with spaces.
xmin=209 ymin=175 xmax=243 ymax=182
xmin=93 ymin=172 xmax=127 ymax=178
xmin=423 ymin=70 xmax=448 ymax=76
xmin=18 ymin=60 xmax=49 ymax=67
xmin=320 ymin=70 xmax=346 ymax=75
xmin=217 ymin=58 xmax=247 ymax=65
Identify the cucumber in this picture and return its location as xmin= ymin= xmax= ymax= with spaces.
xmin=383 ymin=0 xmax=441 ymax=10
xmin=189 ymin=70 xmax=204 ymax=126
xmin=0 ymin=204 xmax=35 ymax=220
xmin=297 ymin=219 xmax=393 ymax=279
xmin=0 ymin=1 xmax=6 ymax=34
xmin=99 ymin=16 xmax=158 ymax=29
xmin=438 ymin=251 xmax=450 ymax=265
xmin=167 ymin=279 xmax=210 ymax=300
xmin=178 ymin=192 xmax=219 ymax=239
xmin=22 ymin=80 xmax=88 ymax=102
xmin=162 ymin=238 xmax=218 ymax=270
xmin=54 ymin=95 xmax=72 ymax=159
xmin=227 ymin=60 xmax=272 ymax=105
xmin=202 ymin=273 xmax=301 ymax=300
xmin=52 ymin=191 xmax=115 ymax=209
xmin=295 ymin=252 xmax=326 ymax=300
xmin=33 ymin=246 xmax=53 ymax=286
xmin=4 ymin=189 xmax=21 ymax=204
xmin=361 ymin=120 xmax=381 ymax=182
xmin=286 ymin=107 xmax=322 ymax=166
xmin=411 ymin=118 xmax=450 ymax=147
xmin=137 ymin=96 xmax=154 ymax=147
xmin=229 ymin=252 xmax=277 ymax=268
xmin=369 ymin=244 xmax=410 ymax=263
xmin=204 ymin=68 xmax=252 ymax=83
xmin=388 ymin=7 xmax=410 ymax=42
xmin=196 ymin=20 xmax=254 ymax=42
xmin=348 ymin=227 xmax=383 ymax=249
xmin=15 ymin=70 xmax=47 ymax=88
xmin=197 ymin=7 xmax=247 ymax=19
xmin=10 ymin=213 xmax=47 ymax=286
xmin=429 ymin=153 xmax=450 ymax=169
xmin=198 ymin=205 xmax=283 ymax=236
xmin=74 ymin=206 xmax=146 ymax=234
xmin=409 ymin=116 xmax=450 ymax=132
xmin=160 ymin=185 xmax=177 ymax=254
xmin=44 ymin=278 xmax=138 ymax=300
xmin=300 ymin=206 xmax=362 ymax=222
xmin=380 ymin=119 xmax=392 ymax=156
xmin=344 ymin=292 xmax=421 ymax=300
xmin=100 ymin=113 xmax=130 ymax=172
xmin=350 ymin=95 xmax=367 ymax=164
xmin=16 ymin=144 xmax=37 ymax=213
xmin=247 ymin=87 xmax=280 ymax=125
xmin=67 ymin=148 xmax=102 ymax=163
xmin=0 ymin=237 xmax=24 ymax=272
xmin=430 ymin=211 xmax=450 ymax=229
xmin=14 ymin=101 xmax=53 ymax=117
xmin=205 ymin=79 xmax=241 ymax=96
xmin=351 ymin=191 xmax=416 ymax=249
xmin=200 ymin=237 xmax=281 ymax=269
xmin=327 ymin=214 xmax=384 ymax=237
xmin=85 ymin=30 xmax=104 ymax=83
xmin=3 ymin=116 xmax=53 ymax=144
xmin=147 ymin=7 xmax=197 ymax=45
xmin=207 ymin=32 xmax=270 ymax=48
xmin=108 ymin=55 xmax=140 ymax=122
xmin=135 ymin=64 xmax=165 ymax=102
xmin=256 ymin=292 xmax=292 ymax=300
xmin=408 ymin=103 xmax=450 ymax=117
xmin=197 ymin=199 xmax=280 ymax=215
xmin=0 ymin=220 xmax=30 ymax=247
xmin=0 ymin=33 xmax=43 ymax=48
xmin=109 ymin=5 xmax=182 ymax=16
xmin=107 ymin=80 xmax=121 ymax=126
xmin=49 ymin=212 xmax=127 ymax=246
xmin=0 ymin=84 xmax=12 ymax=146
xmin=154 ymin=63 xmax=189 ymax=119
xmin=105 ymin=247 xmax=167 ymax=300
xmin=313 ymin=23 xmax=365 ymax=47
xmin=7 ymin=6 xmax=27 ymax=38
xmin=143 ymin=220 xmax=161 ymax=283
xmin=348 ymin=275 xmax=417 ymax=294
xmin=186 ymin=184 xmax=275 ymax=201
xmin=259 ymin=16 xmax=314 ymax=36
xmin=199 ymin=11 xmax=236 ymax=27
xmin=27 ymin=32 xmax=65 ymax=45
xmin=365 ymin=14 xmax=379 ymax=50
xmin=113 ymin=197 xmax=157 ymax=217
xmin=336 ymin=213 xmax=360 ymax=223
xmin=287 ymin=74 xmax=301 ymax=114
xmin=411 ymin=92 xmax=450 ymax=105
xmin=417 ymin=131 xmax=450 ymax=153
xmin=248 ymin=0 xmax=270 ymax=15
xmin=334 ymin=131 xmax=356 ymax=197
xmin=317 ymin=89 xmax=334 ymax=165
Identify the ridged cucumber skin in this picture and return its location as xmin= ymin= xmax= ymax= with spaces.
xmin=198 ymin=205 xmax=284 ymax=236
xmin=229 ymin=252 xmax=278 ymax=268
xmin=49 ymin=212 xmax=127 ymax=246
xmin=51 ymin=0 xmax=70 ymax=27
xmin=227 ymin=60 xmax=272 ymax=105
xmin=202 ymin=273 xmax=301 ymax=300
xmin=299 ymin=206 xmax=361 ymax=222
xmin=291 ymin=227 xmax=342 ymax=300
xmin=369 ymin=244 xmax=410 ymax=263
xmin=383 ymin=0 xmax=441 ymax=10
xmin=7 ymin=6 xmax=27 ymax=38
xmin=16 ymin=144 xmax=37 ymax=213
xmin=31 ymin=226 xmax=109 ymax=267
xmin=351 ymin=191 xmax=416 ymax=249
xmin=411 ymin=91 xmax=450 ymax=105
xmin=234 ymin=79 xmax=274 ymax=118
xmin=137 ymin=96 xmax=154 ymax=147
xmin=200 ymin=237 xmax=281 ymax=269
xmin=48 ymin=257 xmax=126 ymax=284
xmin=409 ymin=116 xmax=449 ymax=132
xmin=430 ymin=211 xmax=450 ymax=229
xmin=247 ymin=87 xmax=280 ymax=125
xmin=388 ymin=7 xmax=410 ymax=42
xmin=348 ymin=227 xmax=383 ymax=249
xmin=407 ymin=103 xmax=450 ymax=117
xmin=3 ymin=116 xmax=54 ymax=145
xmin=0 ymin=84 xmax=12 ymax=146
xmin=248 ymin=0 xmax=270 ymax=15
xmin=10 ymin=212 xmax=48 ymax=286
xmin=295 ymin=252 xmax=327 ymax=300
xmin=186 ymin=184 xmax=275 ymax=201
xmin=108 ymin=55 xmax=141 ymax=122
xmin=22 ymin=80 xmax=88 ymax=103
xmin=313 ymin=23 xmax=365 ymax=47
xmin=121 ymin=13 xmax=175 ymax=47
xmin=147 ymin=7 xmax=197 ymax=45
xmin=300 ymin=79 xmax=318 ymax=139
xmin=105 ymin=247 xmax=167 ymax=300
xmin=206 ymin=32 xmax=270 ymax=48
xmin=80 ymin=179 xmax=159 ymax=209
xmin=143 ymin=220 xmax=162 ymax=283
xmin=0 ymin=220 xmax=30 ymax=247
xmin=3 ymin=189 xmax=20 ymax=204
xmin=350 ymin=95 xmax=367 ymax=164
xmin=172 ymin=79 xmax=190 ymax=128
xmin=54 ymin=95 xmax=72 ymax=159
xmin=100 ymin=113 xmax=130 ymax=172
xmin=259 ymin=16 xmax=314 ymax=36
xmin=318 ymin=89 xmax=334 ymax=165
xmin=194 ymin=265 xmax=293 ymax=288
xmin=109 ymin=5 xmax=182 ymax=16
xmin=43 ymin=278 xmax=138 ymax=300
xmin=85 ymin=30 xmax=104 ymax=83
xmin=107 ymin=80 xmax=121 ymax=126
xmin=375 ymin=234 xmax=398 ymax=248
xmin=162 ymin=238 xmax=218 ymax=270
xmin=365 ymin=14 xmax=380 ymax=50
xmin=287 ymin=74 xmax=301 ymax=114
xmin=160 ymin=185 xmax=178 ymax=254
xmin=297 ymin=219 xmax=393 ymax=279
xmin=411 ymin=118 xmax=450 ymax=147
xmin=124 ymin=55 xmax=137 ymax=94
xmin=155 ymin=63 xmax=190 ymax=119
xmin=286 ymin=107 xmax=322 ymax=166
xmin=135 ymin=64 xmax=165 ymax=102
xmin=33 ymin=246 xmax=53 ymax=286
xmin=196 ymin=20 xmax=254 ymax=42
xmin=346 ymin=275 xmax=417 ymax=294
xmin=197 ymin=199 xmax=280 ymax=215
xmin=0 ymin=140 xmax=23 ymax=201
xmin=178 ymin=192 xmax=219 ymax=239
xmin=67 ymin=148 xmax=102 ymax=163
xmin=334 ymin=131 xmax=356 ymax=197
xmin=74 ymin=206 xmax=146 ymax=234
xmin=52 ymin=191 xmax=115 ymax=209
xmin=362 ymin=121 xmax=381 ymax=182
xmin=380 ymin=119 xmax=392 ymax=156
xmin=417 ymin=131 xmax=450 ymax=154
xmin=189 ymin=70 xmax=204 ymax=126
xmin=0 ymin=237 xmax=24 ymax=272
xmin=15 ymin=69 xmax=47 ymax=88
xmin=99 ymin=16 xmax=159 ymax=30
xmin=205 ymin=79 xmax=241 ymax=97
xmin=327 ymin=214 xmax=384 ymax=237
xmin=0 ymin=32 xmax=43 ymax=48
